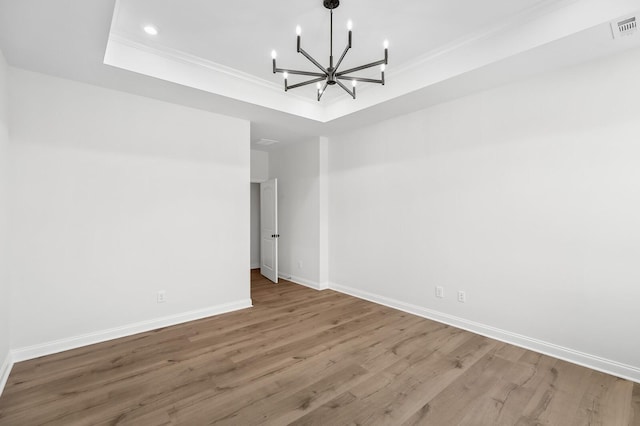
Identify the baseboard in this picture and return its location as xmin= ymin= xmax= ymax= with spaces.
xmin=329 ymin=282 xmax=640 ymax=384
xmin=250 ymin=263 xmax=260 ymax=269
xmin=0 ymin=351 xmax=13 ymax=397
xmin=278 ymin=272 xmax=328 ymax=290
xmin=11 ymin=299 xmax=253 ymax=363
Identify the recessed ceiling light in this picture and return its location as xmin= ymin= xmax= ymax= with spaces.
xmin=143 ymin=25 xmax=158 ymax=36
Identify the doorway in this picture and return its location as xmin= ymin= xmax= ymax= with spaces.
xmin=250 ymin=180 xmax=279 ymax=284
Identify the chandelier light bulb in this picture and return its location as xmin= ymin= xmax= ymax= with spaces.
xmin=347 ymin=20 xmax=353 ymax=30
xmin=283 ymin=72 xmax=288 ymax=79
xmin=271 ymin=50 xmax=277 ymax=59
xmin=352 ymin=80 xmax=357 ymax=87
xmin=316 ymin=83 xmax=321 ymax=90
xmin=381 ymin=64 xmax=386 ymax=72
xmin=296 ymin=25 xmax=302 ymax=36
xmin=383 ymin=40 xmax=389 ymax=49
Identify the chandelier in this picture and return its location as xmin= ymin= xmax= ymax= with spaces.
xmin=271 ymin=0 xmax=388 ymax=101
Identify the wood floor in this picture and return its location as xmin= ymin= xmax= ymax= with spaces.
xmin=1 ymin=271 xmax=638 ymax=425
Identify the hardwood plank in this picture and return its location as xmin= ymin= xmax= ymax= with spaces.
xmin=290 ymin=334 xmax=497 ymax=425
xmin=402 ymin=350 xmax=511 ymax=425
xmin=632 ymin=383 xmax=640 ymax=426
xmin=573 ymin=371 xmax=634 ymax=426
xmin=494 ymin=341 xmax=528 ymax=362
xmin=515 ymin=360 xmax=591 ymax=424
xmin=112 ymin=309 xmax=418 ymax=424
xmin=0 ymin=270 xmax=636 ymax=425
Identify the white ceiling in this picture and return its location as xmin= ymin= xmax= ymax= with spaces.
xmin=112 ymin=0 xmax=543 ymax=72
xmin=109 ymin=0 xmax=547 ymax=95
xmin=1 ymin=0 xmax=640 ymax=149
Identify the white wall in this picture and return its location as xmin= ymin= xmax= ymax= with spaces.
xmin=328 ymin=48 xmax=640 ymax=381
xmin=251 ymin=150 xmax=269 ymax=182
xmin=8 ymin=69 xmax=251 ymax=354
xmin=0 ymin=50 xmax=11 ymax=387
xmin=250 ymin=183 xmax=260 ymax=269
xmin=269 ymin=138 xmax=327 ymax=289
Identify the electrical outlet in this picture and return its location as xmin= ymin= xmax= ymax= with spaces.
xmin=436 ymin=286 xmax=444 ymax=298
xmin=157 ymin=290 xmax=166 ymax=303
xmin=457 ymin=291 xmax=466 ymax=303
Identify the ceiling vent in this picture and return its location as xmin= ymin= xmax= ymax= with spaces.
xmin=256 ymin=138 xmax=280 ymax=146
xmin=611 ymin=16 xmax=637 ymax=39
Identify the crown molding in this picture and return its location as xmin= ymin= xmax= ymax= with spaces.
xmin=105 ymin=0 xmax=640 ymax=123
xmin=322 ymin=0 xmax=640 ymax=120
xmin=320 ymin=0 xmax=581 ymax=110
xmin=110 ymin=34 xmax=309 ymax=98
xmin=382 ymin=0 xmax=582 ymax=80
xmin=104 ymin=32 xmax=327 ymax=121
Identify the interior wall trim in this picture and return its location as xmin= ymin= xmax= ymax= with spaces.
xmin=278 ymin=272 xmax=328 ymax=291
xmin=104 ymin=34 xmax=323 ymax=121
xmin=329 ymin=282 xmax=640 ymax=384
xmin=10 ymin=299 xmax=253 ymax=365
xmin=108 ymin=34 xmax=284 ymax=93
xmin=0 ymin=352 xmax=13 ymax=397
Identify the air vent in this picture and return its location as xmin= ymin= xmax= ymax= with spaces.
xmin=611 ymin=16 xmax=637 ymax=39
xmin=256 ymin=138 xmax=279 ymax=146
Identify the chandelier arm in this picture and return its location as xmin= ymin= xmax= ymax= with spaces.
xmin=337 ymin=76 xmax=383 ymax=85
xmin=335 ymin=79 xmax=356 ymax=99
xmin=272 ymin=0 xmax=387 ymax=100
xmin=298 ymin=47 xmax=329 ymax=75
xmin=335 ymin=59 xmax=386 ymax=77
xmin=275 ymin=68 xmax=326 ymax=78
xmin=317 ymin=81 xmax=329 ymax=102
xmin=333 ymin=44 xmax=351 ymax=73
xmin=287 ymin=76 xmax=327 ymax=91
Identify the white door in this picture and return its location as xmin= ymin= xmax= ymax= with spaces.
xmin=260 ymin=179 xmax=278 ymax=283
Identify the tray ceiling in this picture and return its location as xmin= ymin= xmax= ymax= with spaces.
xmin=105 ymin=0 xmax=640 ymax=122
